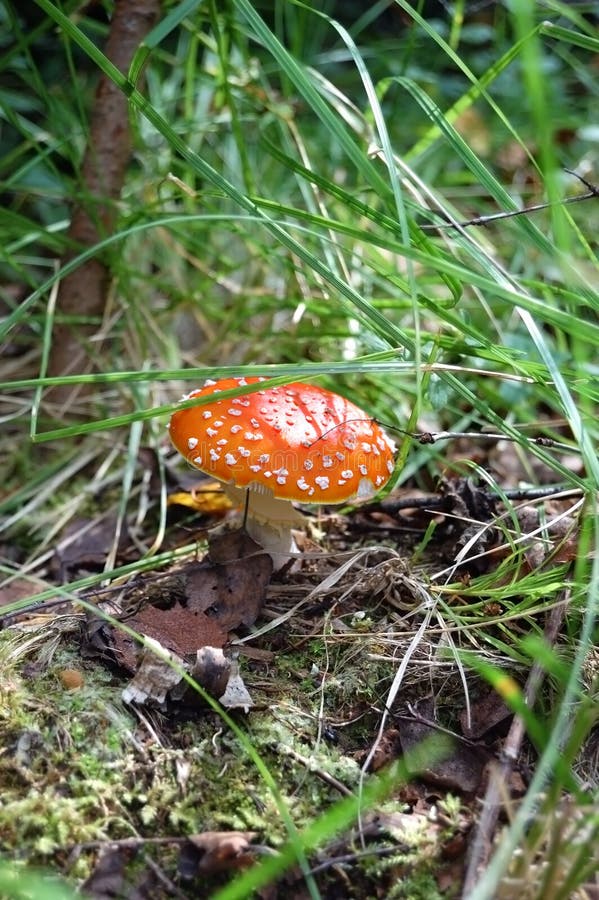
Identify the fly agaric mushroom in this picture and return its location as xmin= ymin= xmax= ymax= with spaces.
xmin=168 ymin=377 xmax=396 ymax=565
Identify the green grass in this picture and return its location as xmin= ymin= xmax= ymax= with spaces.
xmin=1 ymin=1 xmax=598 ymax=897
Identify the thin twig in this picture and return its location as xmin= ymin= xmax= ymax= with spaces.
xmin=376 ymin=484 xmax=581 ymax=514
xmin=308 ymin=845 xmax=399 ymax=876
xmin=142 ymin=854 xmax=188 ymax=899
xmin=420 ymin=170 xmax=598 ymax=231
xmin=279 ymin=745 xmax=354 ymax=796
xmin=461 ymin=595 xmax=569 ymax=898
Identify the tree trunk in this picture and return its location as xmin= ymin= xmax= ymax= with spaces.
xmin=47 ymin=0 xmax=160 ymax=412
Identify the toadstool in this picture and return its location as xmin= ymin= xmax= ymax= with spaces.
xmin=168 ymin=377 xmax=396 ymax=565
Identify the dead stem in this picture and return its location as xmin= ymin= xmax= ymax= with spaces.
xmin=461 ymin=594 xmax=569 ymax=897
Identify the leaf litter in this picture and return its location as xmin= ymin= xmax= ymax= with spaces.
xmin=0 ymin=439 xmax=588 ymax=898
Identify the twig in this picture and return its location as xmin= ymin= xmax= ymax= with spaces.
xmin=278 ymin=744 xmax=354 ymax=796
xmin=461 ymin=595 xmax=569 ymax=898
xmin=410 ymin=430 xmax=576 ymax=453
xmin=142 ymin=854 xmax=188 ymax=899
xmin=420 ymin=169 xmax=598 ymax=231
xmin=376 ymin=484 xmax=581 ymax=514
xmin=307 ymin=845 xmax=399 ymax=876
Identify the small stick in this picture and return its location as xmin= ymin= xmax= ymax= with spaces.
xmin=375 ymin=483 xmax=581 ymax=514
xmin=461 ymin=595 xmax=568 ymax=898
xmin=411 ymin=430 xmax=576 ymax=453
xmin=278 ymin=745 xmax=354 ymax=797
xmin=143 ymin=854 xmax=188 ymax=899
xmin=420 ymin=170 xmax=598 ymax=231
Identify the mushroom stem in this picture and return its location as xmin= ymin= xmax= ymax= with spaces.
xmin=222 ymin=483 xmax=305 ymax=569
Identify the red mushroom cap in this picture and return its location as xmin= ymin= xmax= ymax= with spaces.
xmin=168 ymin=377 xmax=396 ymax=503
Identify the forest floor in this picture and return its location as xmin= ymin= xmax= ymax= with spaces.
xmin=1 ymin=425 xmax=589 ymax=899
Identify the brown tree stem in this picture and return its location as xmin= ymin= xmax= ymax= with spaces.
xmin=48 ymin=0 xmax=160 ymax=407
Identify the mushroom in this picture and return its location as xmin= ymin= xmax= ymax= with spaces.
xmin=168 ymin=377 xmax=396 ymax=566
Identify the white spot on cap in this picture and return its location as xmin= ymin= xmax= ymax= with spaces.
xmin=237 ymin=377 xmax=247 ymax=386
xmin=187 ymin=437 xmax=198 ymax=450
xmin=297 ymin=477 xmax=310 ymax=491
xmin=341 ymin=469 xmax=353 ymax=479
xmin=245 ymin=432 xmax=263 ymax=441
xmin=238 ymin=447 xmax=250 ymax=458
xmin=263 ymin=471 xmax=272 ymax=478
xmin=193 ymin=456 xmax=203 ymax=465
xmin=250 ymin=418 xmax=260 ymax=428
xmin=204 ymin=379 xmax=217 ymax=386
xmin=322 ymin=455 xmax=333 ymax=468
xmin=343 ymin=436 xmax=357 ymax=451
xmin=375 ymin=475 xmax=384 ymax=486
xmin=225 ymin=453 xmax=237 ymax=466
xmin=249 ymin=464 xmax=261 ymax=472
xmin=336 ymin=451 xmax=345 ymax=461
xmin=230 ymin=424 xmax=243 ymax=434
xmin=315 ymin=476 xmax=330 ymax=490
xmin=210 ymin=449 xmax=220 ymax=461
xmin=338 ymin=479 xmax=347 ymax=486
xmin=387 ymin=459 xmax=394 ymax=473
xmin=276 ymin=475 xmax=287 ymax=485
xmin=359 ymin=464 xmax=368 ymax=476
xmin=202 ymin=411 xmax=212 ymax=419
xmin=273 ymin=468 xmax=289 ymax=477
xmin=361 ymin=442 xmax=371 ymax=452
xmin=258 ymin=453 xmax=270 ymax=464
xmin=216 ymin=439 xmax=228 ymax=446
xmin=304 ymin=459 xmax=314 ymax=471
xmin=214 ymin=420 xmax=224 ymax=427
xmin=228 ymin=408 xmax=242 ymax=417
xmin=206 ymin=427 xmax=218 ymax=437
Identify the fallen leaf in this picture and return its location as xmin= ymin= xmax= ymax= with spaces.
xmin=80 ymin=846 xmax=135 ymax=898
xmin=167 ymin=480 xmax=232 ymax=516
xmin=460 ymin=689 xmax=512 ymax=739
xmin=398 ymin=704 xmax=489 ymax=794
xmin=184 ymin=530 xmax=272 ymax=629
xmin=92 ymin=530 xmax=271 ymax=705
xmin=178 ymin=831 xmax=257 ymax=879
xmin=0 ymin=577 xmax=39 ymax=610
xmin=52 ymin=515 xmax=129 ymax=579
xmin=127 ymin=602 xmax=227 ymax=657
xmin=363 ymin=727 xmax=402 ymax=772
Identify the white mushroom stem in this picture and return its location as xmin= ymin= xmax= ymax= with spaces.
xmin=222 ymin=482 xmax=305 ymax=569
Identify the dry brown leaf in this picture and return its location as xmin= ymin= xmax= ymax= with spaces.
xmin=178 ymin=830 xmax=257 ymax=879
xmin=399 ymin=708 xmax=489 ymax=794
xmin=460 ymin=689 xmax=512 ymax=739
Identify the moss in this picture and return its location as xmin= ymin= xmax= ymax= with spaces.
xmin=0 ymin=616 xmax=461 ymax=894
